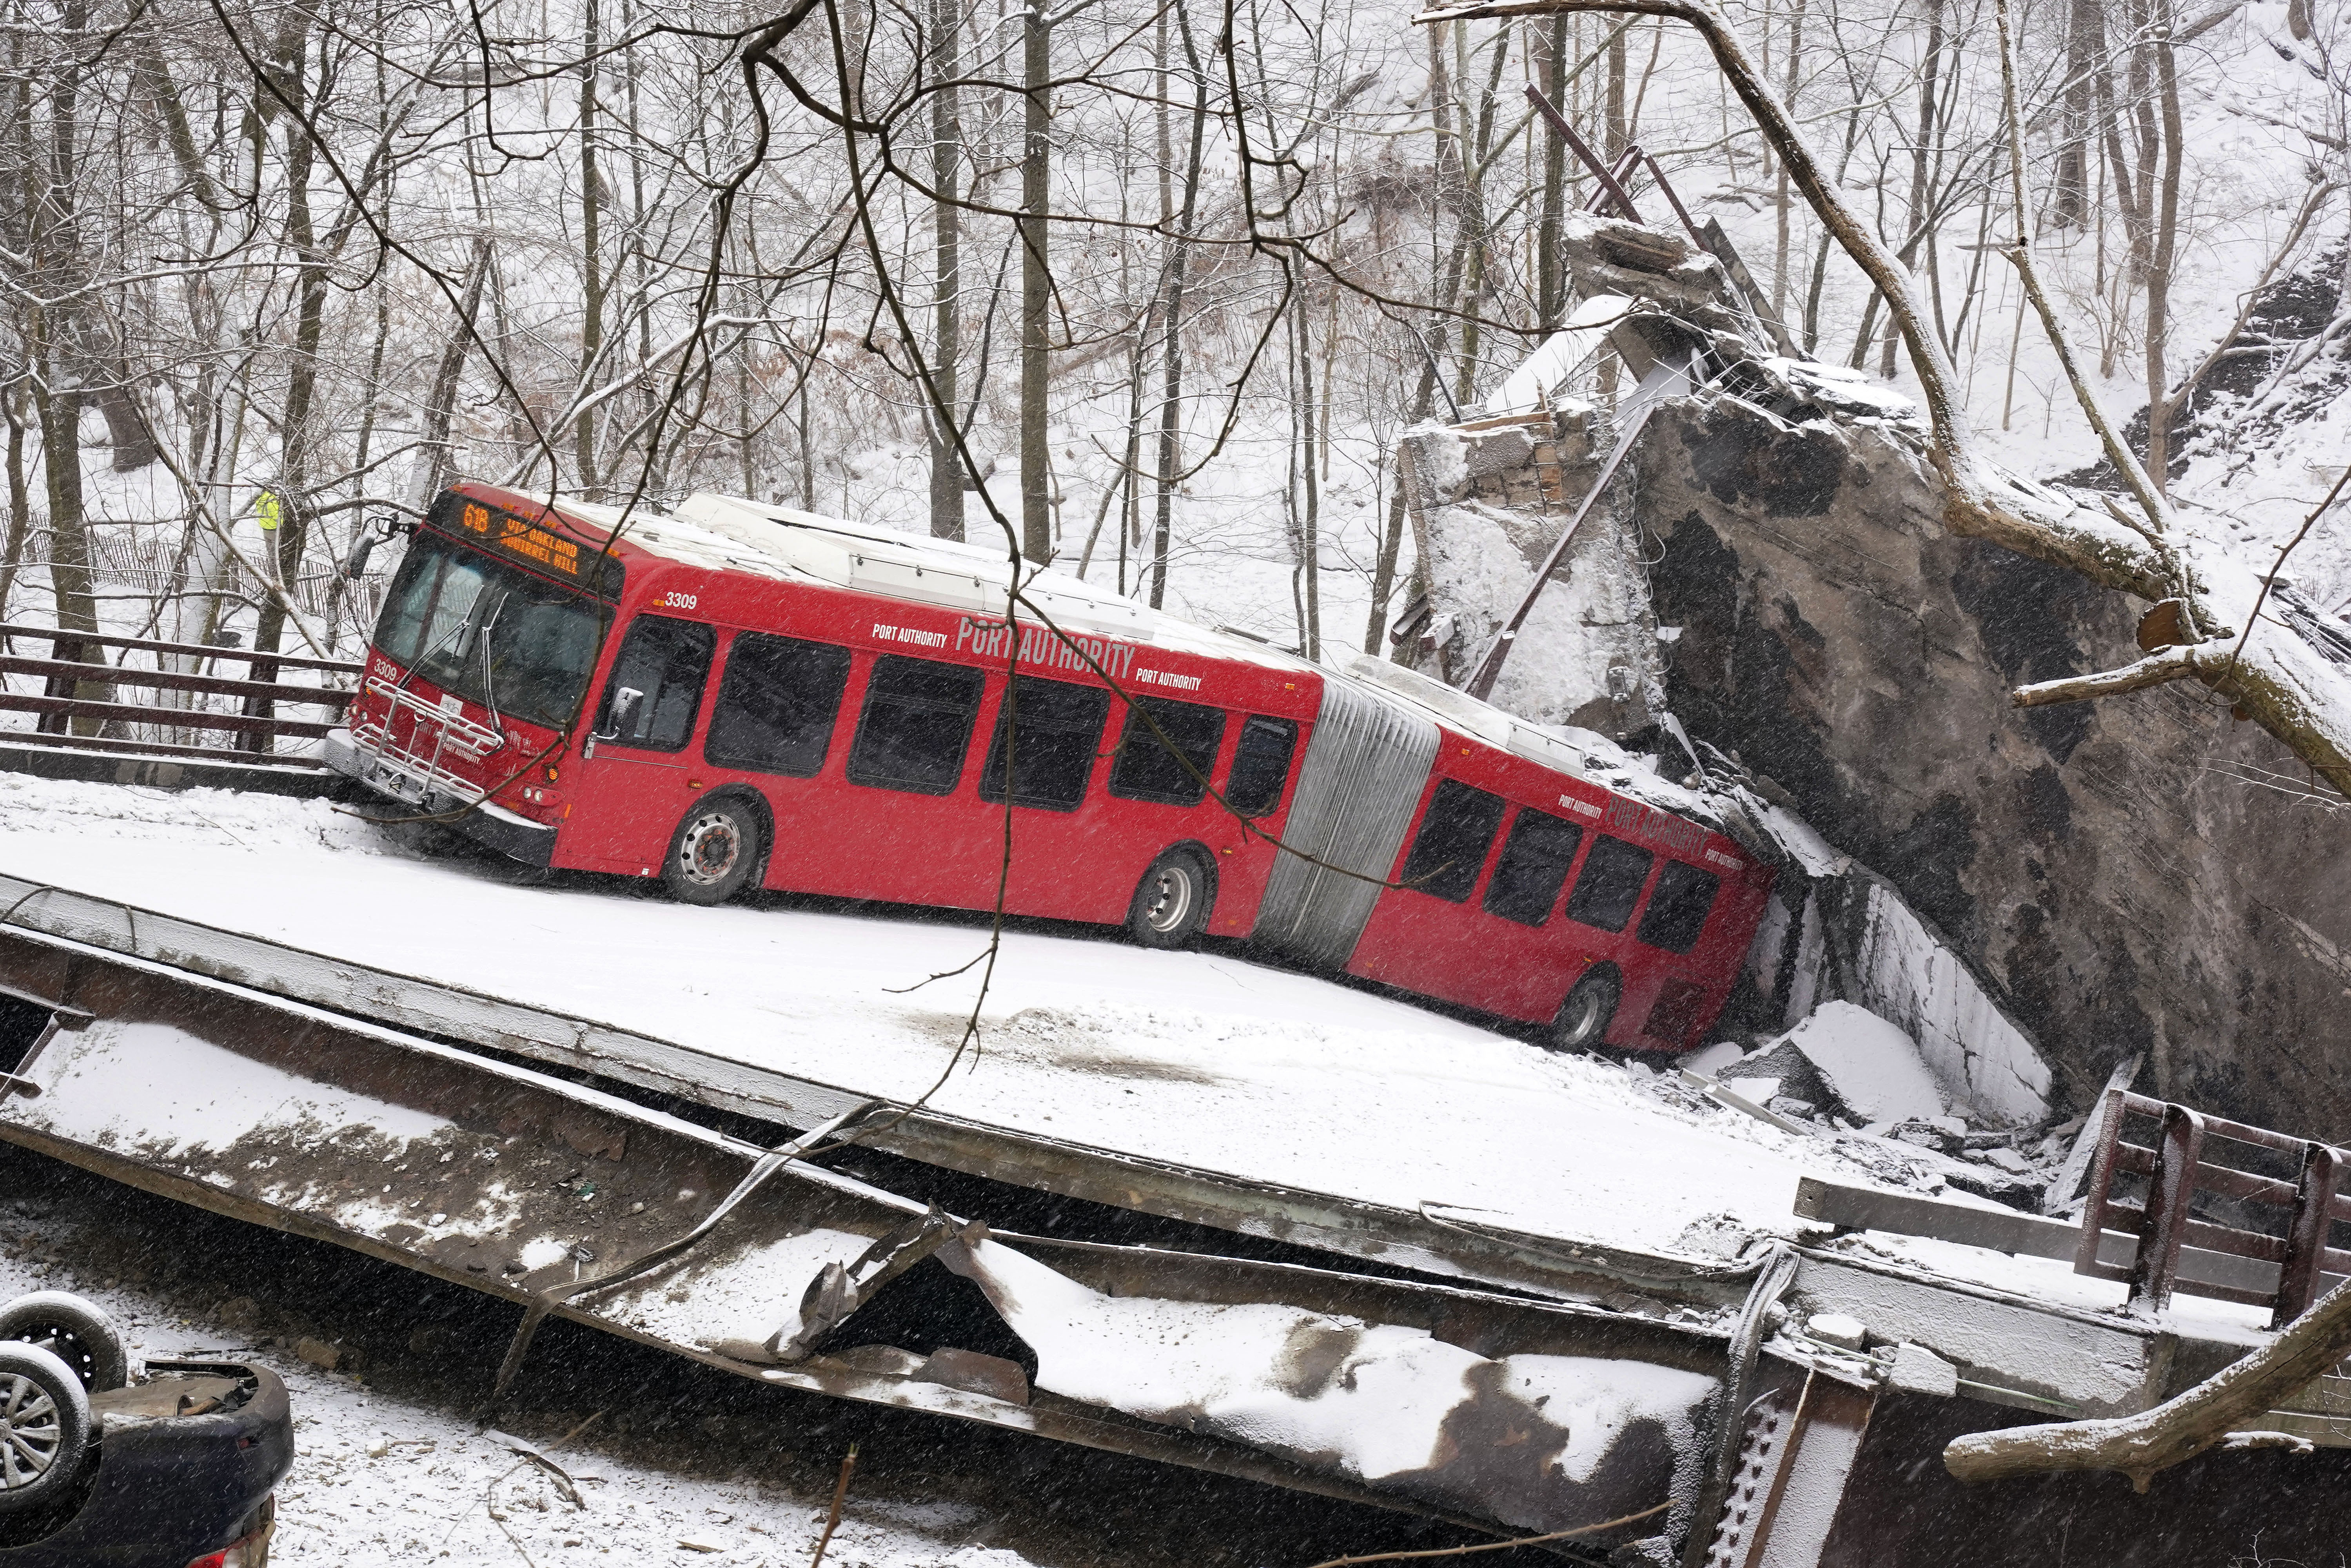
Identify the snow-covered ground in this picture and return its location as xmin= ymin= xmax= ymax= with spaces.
xmin=0 ymin=770 xmax=1979 ymax=1269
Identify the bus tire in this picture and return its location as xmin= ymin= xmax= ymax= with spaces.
xmin=1551 ymin=967 xmax=1621 ymax=1052
xmin=0 ymin=1292 xmax=127 ymax=1393
xmin=0 ymin=1341 xmax=90 ymax=1516
xmin=1126 ymin=847 xmax=1215 ymax=950
xmin=663 ymin=795 xmax=763 ymax=907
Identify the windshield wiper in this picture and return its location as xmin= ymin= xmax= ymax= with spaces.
xmin=475 ymin=593 xmax=510 ymax=744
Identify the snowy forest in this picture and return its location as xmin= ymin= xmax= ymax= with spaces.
xmin=0 ymin=0 xmax=2342 ymax=668
xmin=11 ymin=0 xmax=2351 ymax=1557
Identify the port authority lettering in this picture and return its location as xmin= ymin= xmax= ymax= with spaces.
xmin=1603 ymin=793 xmax=1710 ymax=858
xmin=873 ymin=622 xmax=950 ymax=649
xmin=955 ymin=616 xmax=1138 ymax=681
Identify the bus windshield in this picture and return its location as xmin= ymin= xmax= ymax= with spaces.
xmin=373 ymin=528 xmax=613 ymax=731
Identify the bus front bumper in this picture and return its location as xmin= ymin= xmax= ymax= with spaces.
xmin=323 ymin=728 xmax=558 ymax=867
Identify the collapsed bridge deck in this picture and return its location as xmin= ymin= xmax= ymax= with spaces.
xmin=0 ymin=771 xmax=2342 ymax=1563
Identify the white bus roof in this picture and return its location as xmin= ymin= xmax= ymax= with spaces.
xmin=543 ymin=489 xmax=1719 ymax=828
xmin=550 ymin=491 xmax=1321 ymax=677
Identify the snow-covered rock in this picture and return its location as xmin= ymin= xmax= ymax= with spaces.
xmin=1764 ymin=1002 xmax=1948 ymax=1127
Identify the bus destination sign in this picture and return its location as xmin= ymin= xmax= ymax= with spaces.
xmin=461 ymin=501 xmax=586 ymax=580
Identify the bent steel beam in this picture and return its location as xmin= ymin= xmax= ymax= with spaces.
xmin=0 ymin=920 xmax=1730 ymax=1550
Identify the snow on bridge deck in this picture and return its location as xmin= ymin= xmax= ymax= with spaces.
xmin=0 ymin=769 xmax=2159 ymax=1318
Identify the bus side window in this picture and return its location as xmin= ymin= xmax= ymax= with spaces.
xmin=705 ymin=633 xmax=852 ymax=777
xmin=1224 ymin=715 xmax=1299 ymax=817
xmin=595 ymin=615 xmax=715 ymax=751
xmin=1482 ymin=808 xmax=1584 ymax=926
xmin=1563 ymin=835 xmax=1654 ymax=933
xmin=979 ymin=675 xmax=1111 ymax=811
xmin=1399 ymin=779 xmax=1506 ymax=902
xmin=1638 ymin=862 xmax=1721 ymax=953
xmin=845 ymin=654 xmax=987 ymax=795
xmin=1107 ymin=696 xmax=1226 ymax=806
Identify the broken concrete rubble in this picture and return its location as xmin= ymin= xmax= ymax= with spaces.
xmin=1723 ymin=1002 xmax=1946 ymax=1127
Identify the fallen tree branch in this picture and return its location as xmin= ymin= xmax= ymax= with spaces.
xmin=1944 ymin=1270 xmax=2351 ymax=1490
xmin=2012 ymin=646 xmax=2199 ymax=708
xmin=808 ymin=1444 xmax=859 ymax=1568
xmin=1299 ymin=1502 xmax=1673 ymax=1568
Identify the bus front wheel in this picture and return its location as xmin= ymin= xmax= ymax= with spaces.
xmin=1552 ymin=968 xmax=1621 ymax=1052
xmin=1126 ymin=848 xmax=1215 ymax=950
xmin=663 ymin=797 xmax=763 ymax=907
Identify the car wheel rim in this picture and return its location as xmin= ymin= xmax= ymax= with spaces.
xmin=1563 ymin=989 xmax=1607 ymax=1045
xmin=1144 ymin=865 xmax=1194 ymax=933
xmin=9 ymin=1328 xmax=92 ymax=1388
xmin=679 ymin=813 xmax=741 ymax=886
xmin=0 ymin=1372 xmax=61 ymax=1489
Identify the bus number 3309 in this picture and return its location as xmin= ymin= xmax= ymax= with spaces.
xmin=662 ymin=591 xmax=699 ymax=610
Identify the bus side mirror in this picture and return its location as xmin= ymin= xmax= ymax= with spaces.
xmin=598 ymin=686 xmax=644 ymax=740
xmin=341 ymin=515 xmax=412 ymax=581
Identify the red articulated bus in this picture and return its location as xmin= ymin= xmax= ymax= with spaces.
xmin=327 ymin=481 xmax=1774 ymax=1053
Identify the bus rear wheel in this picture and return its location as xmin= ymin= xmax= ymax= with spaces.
xmin=1552 ymin=968 xmax=1621 ymax=1052
xmin=663 ymin=797 xmax=762 ymax=907
xmin=1126 ymin=848 xmax=1214 ymax=950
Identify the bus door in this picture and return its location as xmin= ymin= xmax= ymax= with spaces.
xmin=1615 ymin=857 xmax=1725 ymax=1049
xmin=1471 ymin=802 xmax=1597 ymax=1020
xmin=1346 ymin=777 xmax=1514 ymax=1014
xmin=980 ymin=673 xmax=1123 ymax=919
xmin=1352 ymin=785 xmax=1613 ymax=1025
xmin=566 ymin=613 xmax=719 ymax=874
xmin=824 ymin=652 xmax=1002 ymax=909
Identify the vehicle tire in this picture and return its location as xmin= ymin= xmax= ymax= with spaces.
xmin=0 ymin=1292 xmax=126 ymax=1394
xmin=0 ymin=1342 xmax=90 ymax=1516
xmin=662 ymin=796 xmax=763 ymax=907
xmin=1126 ymin=848 xmax=1215 ymax=950
xmin=1552 ymin=967 xmax=1622 ymax=1052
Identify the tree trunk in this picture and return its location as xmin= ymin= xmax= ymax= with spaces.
xmin=31 ymin=0 xmax=101 ymax=738
xmin=1880 ymin=0 xmax=1941 ymax=379
xmin=2144 ymin=0 xmax=2183 ymax=490
xmin=2054 ymin=0 xmax=2101 ymax=225
xmin=1292 ymin=301 xmax=1321 ymax=660
xmin=248 ymin=10 xmax=324 ymax=750
xmin=0 ymin=380 xmax=22 ymax=623
xmin=577 ymin=0 xmax=603 ymax=496
xmin=1536 ymin=14 xmax=1569 ymax=330
xmin=1149 ymin=0 xmax=1207 ymax=610
xmin=1772 ymin=0 xmax=1803 ymax=320
xmin=928 ymin=0 xmax=964 ymax=540
xmin=1605 ymin=16 xmax=1627 ymax=154
xmin=1019 ymin=2 xmax=1051 ymax=565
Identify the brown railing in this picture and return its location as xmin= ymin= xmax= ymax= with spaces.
xmin=2076 ymin=1087 xmax=2349 ymax=1326
xmin=0 ymin=622 xmax=363 ymax=768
